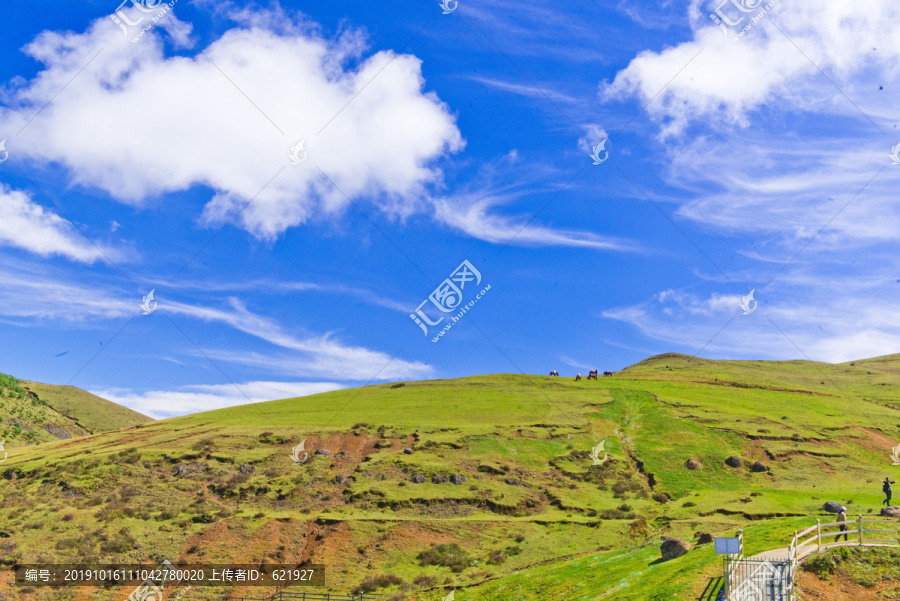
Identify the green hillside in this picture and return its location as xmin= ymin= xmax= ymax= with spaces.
xmin=0 ymin=356 xmax=898 ymax=600
xmin=0 ymin=373 xmax=152 ymax=447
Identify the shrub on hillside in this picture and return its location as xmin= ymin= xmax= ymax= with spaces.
xmin=487 ymin=549 xmax=507 ymax=565
xmin=413 ymin=575 xmax=437 ymax=588
xmin=351 ymin=574 xmax=404 ymax=594
xmin=417 ymin=543 xmax=474 ymax=573
xmin=804 ymin=552 xmax=835 ymax=577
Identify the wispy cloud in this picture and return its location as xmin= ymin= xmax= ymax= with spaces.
xmin=0 ymin=262 xmax=433 ymax=381
xmin=164 ymin=278 xmax=412 ymax=313
xmin=434 ymin=190 xmax=634 ymax=250
xmin=164 ymin=297 xmax=433 ymax=380
xmin=467 ymin=76 xmax=578 ymax=103
xmin=603 ymin=279 xmax=900 ymax=363
xmin=0 ymin=185 xmax=124 ymax=264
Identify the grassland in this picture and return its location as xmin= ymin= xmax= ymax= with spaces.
xmin=0 ymin=373 xmax=151 ymax=446
xmin=0 ymin=354 xmax=898 ymax=600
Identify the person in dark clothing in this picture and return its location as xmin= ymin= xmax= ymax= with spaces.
xmin=884 ymin=478 xmax=896 ymax=507
xmin=835 ymin=507 xmax=848 ymax=542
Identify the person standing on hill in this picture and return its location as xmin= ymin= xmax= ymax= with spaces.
xmin=835 ymin=507 xmax=848 ymax=543
xmin=884 ymin=477 xmax=896 ymax=507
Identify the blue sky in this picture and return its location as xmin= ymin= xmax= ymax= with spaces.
xmin=0 ymin=0 xmax=898 ymax=418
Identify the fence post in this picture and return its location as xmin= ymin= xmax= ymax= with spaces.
xmin=816 ymin=519 xmax=821 ymax=551
xmin=724 ymin=556 xmax=730 ymax=599
xmin=859 ymin=515 xmax=864 ymax=545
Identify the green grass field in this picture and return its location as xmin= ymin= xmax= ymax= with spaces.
xmin=0 ymin=353 xmax=898 ymax=600
xmin=0 ymin=373 xmax=151 ymax=446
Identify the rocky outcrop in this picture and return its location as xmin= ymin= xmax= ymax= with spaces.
xmin=881 ymin=506 xmax=900 ymax=518
xmin=725 ymin=456 xmax=742 ymax=468
xmin=450 ymin=474 xmax=467 ymax=485
xmin=410 ymin=474 xmax=427 ymax=484
xmin=660 ymin=537 xmax=690 ymax=560
xmin=685 ymin=459 xmax=701 ymax=471
xmin=750 ymin=461 xmax=768 ymax=473
xmin=695 ymin=532 xmax=714 ymax=544
xmin=42 ymin=423 xmax=70 ymax=439
xmin=315 ymin=449 xmax=331 ymax=456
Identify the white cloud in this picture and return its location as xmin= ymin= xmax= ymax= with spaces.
xmin=577 ymin=124 xmax=608 ymax=155
xmin=603 ymin=279 xmax=900 ymax=363
xmin=0 ymin=261 xmax=133 ymax=321
xmin=605 ymin=1 xmax=900 ymax=135
xmin=95 ymin=380 xmax=343 ymax=419
xmin=165 ymin=278 xmax=412 ymax=312
xmin=2 ymin=8 xmax=463 ymax=240
xmin=434 ymin=191 xmax=634 ymax=250
xmin=163 ymin=297 xmax=433 ymax=381
xmin=431 ymin=153 xmax=636 ymax=251
xmin=0 ymin=262 xmax=433 ymax=381
xmin=467 ymin=76 xmax=578 ymax=103
xmin=0 ymin=185 xmax=118 ymax=263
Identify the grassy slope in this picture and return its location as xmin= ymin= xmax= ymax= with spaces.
xmin=0 ymin=355 xmax=898 ymax=600
xmin=19 ymin=380 xmax=152 ymax=433
xmin=0 ymin=374 xmax=151 ymax=447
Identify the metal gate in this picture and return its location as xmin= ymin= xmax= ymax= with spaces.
xmin=726 ymin=559 xmax=792 ymax=601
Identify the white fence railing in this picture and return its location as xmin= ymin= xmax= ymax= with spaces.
xmin=786 ymin=515 xmax=900 ymax=600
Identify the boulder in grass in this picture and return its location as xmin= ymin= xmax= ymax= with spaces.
xmin=750 ymin=461 xmax=768 ymax=473
xmin=450 ymin=474 xmax=467 ymax=485
xmin=315 ymin=449 xmax=331 ymax=456
xmin=403 ymin=448 xmax=414 ymax=455
xmin=333 ymin=474 xmax=346 ymax=485
xmin=685 ymin=459 xmax=701 ymax=471
xmin=410 ymin=474 xmax=427 ymax=484
xmin=660 ymin=538 xmax=690 ymax=560
xmin=725 ymin=456 xmax=743 ymax=468
xmin=881 ymin=506 xmax=900 ymax=518
xmin=432 ymin=474 xmax=449 ymax=484
xmin=695 ymin=532 xmax=714 ymax=544
xmin=823 ymin=501 xmax=843 ymax=514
